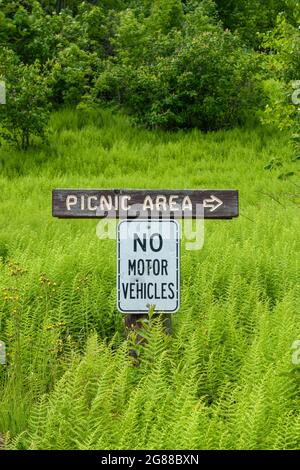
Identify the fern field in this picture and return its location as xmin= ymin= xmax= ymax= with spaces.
xmin=0 ymin=109 xmax=299 ymax=450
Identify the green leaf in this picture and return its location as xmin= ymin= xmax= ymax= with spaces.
xmin=278 ymin=171 xmax=295 ymax=180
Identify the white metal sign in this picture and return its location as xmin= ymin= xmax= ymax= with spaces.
xmin=117 ymin=219 xmax=180 ymax=313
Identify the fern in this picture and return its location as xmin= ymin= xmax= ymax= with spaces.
xmin=0 ymin=109 xmax=299 ymax=449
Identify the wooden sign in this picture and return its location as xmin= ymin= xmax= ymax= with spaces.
xmin=52 ymin=189 xmax=238 ymax=219
xmin=117 ymin=220 xmax=180 ymax=313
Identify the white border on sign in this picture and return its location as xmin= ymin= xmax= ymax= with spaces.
xmin=117 ymin=219 xmax=180 ymax=314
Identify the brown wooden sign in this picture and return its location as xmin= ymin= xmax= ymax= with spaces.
xmin=52 ymin=189 xmax=238 ymax=219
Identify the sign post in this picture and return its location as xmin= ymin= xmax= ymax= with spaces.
xmin=52 ymin=188 xmax=239 ymax=357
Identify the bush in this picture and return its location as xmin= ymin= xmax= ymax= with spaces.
xmin=95 ymin=13 xmax=263 ymax=131
xmin=261 ymin=14 xmax=300 ymax=167
xmin=262 ymin=13 xmax=300 ymax=82
xmin=214 ymin=0 xmax=298 ymax=48
xmin=0 ymin=49 xmax=51 ymax=149
xmin=149 ymin=0 xmax=184 ymax=34
xmin=0 ymin=1 xmax=114 ymax=64
xmin=46 ymin=45 xmax=102 ymax=106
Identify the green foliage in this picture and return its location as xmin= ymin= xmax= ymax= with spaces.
xmin=0 ymin=1 xmax=106 ymax=63
xmin=0 ymin=241 xmax=9 ymax=261
xmin=46 ymin=45 xmax=102 ymax=106
xmin=0 ymin=0 xmax=298 ymax=133
xmin=261 ymin=15 xmax=300 ymax=176
xmin=0 ymin=2 xmax=106 ymax=133
xmin=261 ymin=13 xmax=300 ymax=82
xmin=0 ymin=48 xmax=51 ymax=149
xmin=149 ymin=0 xmax=184 ymax=34
xmin=214 ymin=0 xmax=299 ymax=47
xmin=0 ymin=109 xmax=299 ymax=449
xmin=0 ymin=0 xmax=299 ymax=450
xmin=95 ymin=9 xmax=263 ymax=130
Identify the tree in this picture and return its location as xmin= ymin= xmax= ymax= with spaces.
xmin=149 ymin=0 xmax=184 ymax=34
xmin=214 ymin=0 xmax=299 ymax=47
xmin=94 ymin=8 xmax=263 ymax=130
xmin=0 ymin=49 xmax=51 ymax=149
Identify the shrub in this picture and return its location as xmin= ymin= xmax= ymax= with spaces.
xmin=95 ymin=15 xmax=263 ymax=131
xmin=261 ymin=14 xmax=300 ymax=169
xmin=214 ymin=0 xmax=298 ymax=48
xmin=149 ymin=0 xmax=184 ymax=34
xmin=0 ymin=48 xmax=51 ymax=150
xmin=46 ymin=45 xmax=102 ymax=106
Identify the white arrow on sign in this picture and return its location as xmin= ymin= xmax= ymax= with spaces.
xmin=203 ymin=195 xmax=223 ymax=212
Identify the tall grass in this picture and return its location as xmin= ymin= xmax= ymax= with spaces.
xmin=0 ymin=108 xmax=299 ymax=449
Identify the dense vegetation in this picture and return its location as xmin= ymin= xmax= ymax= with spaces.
xmin=0 ymin=109 xmax=299 ymax=449
xmin=0 ymin=0 xmax=299 ymax=451
xmin=0 ymin=0 xmax=299 ymax=145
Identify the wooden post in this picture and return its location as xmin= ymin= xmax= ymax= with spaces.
xmin=124 ymin=313 xmax=172 ymax=363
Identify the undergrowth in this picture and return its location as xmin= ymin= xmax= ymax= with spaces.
xmin=0 ymin=108 xmax=299 ymax=449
